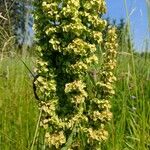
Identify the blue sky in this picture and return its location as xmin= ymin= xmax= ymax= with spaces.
xmin=105 ymin=0 xmax=149 ymax=51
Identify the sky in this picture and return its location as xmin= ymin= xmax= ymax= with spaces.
xmin=105 ymin=0 xmax=149 ymax=51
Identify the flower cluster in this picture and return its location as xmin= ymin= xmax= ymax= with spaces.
xmin=33 ymin=0 xmax=117 ymax=149
xmin=45 ymin=131 xmax=66 ymax=149
xmin=97 ymin=27 xmax=118 ymax=99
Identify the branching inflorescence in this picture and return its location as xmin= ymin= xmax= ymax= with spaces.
xmin=33 ymin=0 xmax=118 ymax=149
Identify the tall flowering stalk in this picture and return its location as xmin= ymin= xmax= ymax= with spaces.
xmin=33 ymin=0 xmax=117 ymax=149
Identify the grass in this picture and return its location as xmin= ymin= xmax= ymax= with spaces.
xmin=0 ymin=52 xmax=150 ymax=150
xmin=0 ymin=57 xmax=39 ymax=150
xmin=103 ymin=53 xmax=150 ymax=150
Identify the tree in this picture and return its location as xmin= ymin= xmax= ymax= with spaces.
xmin=0 ymin=0 xmax=33 ymax=52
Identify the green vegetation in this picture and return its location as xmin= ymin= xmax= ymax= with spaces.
xmin=33 ymin=0 xmax=118 ymax=149
xmin=0 ymin=57 xmax=39 ymax=150
xmin=0 ymin=48 xmax=150 ymax=150
xmin=0 ymin=0 xmax=150 ymax=150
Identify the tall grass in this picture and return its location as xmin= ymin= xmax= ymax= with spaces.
xmin=0 ymin=49 xmax=150 ymax=150
xmin=102 ymin=53 xmax=150 ymax=150
xmin=146 ymin=0 xmax=150 ymax=33
xmin=0 ymin=57 xmax=39 ymax=150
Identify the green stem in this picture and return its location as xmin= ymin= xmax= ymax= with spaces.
xmin=30 ymin=109 xmax=42 ymax=150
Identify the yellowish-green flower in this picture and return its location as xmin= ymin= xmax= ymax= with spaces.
xmin=33 ymin=0 xmax=117 ymax=149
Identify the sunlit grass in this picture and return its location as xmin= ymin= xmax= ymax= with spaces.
xmin=0 ymin=57 xmax=39 ymax=150
xmin=0 ymin=52 xmax=150 ymax=150
xmin=102 ymin=53 xmax=150 ymax=150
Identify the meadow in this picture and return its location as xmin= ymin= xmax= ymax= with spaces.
xmin=0 ymin=0 xmax=150 ymax=150
xmin=0 ymin=51 xmax=150 ymax=150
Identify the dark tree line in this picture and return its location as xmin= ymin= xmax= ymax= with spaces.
xmin=0 ymin=0 xmax=33 ymax=50
xmin=0 ymin=0 xmax=134 ymax=55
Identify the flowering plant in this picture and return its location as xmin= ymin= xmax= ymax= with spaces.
xmin=33 ymin=0 xmax=117 ymax=149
